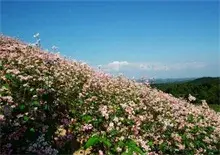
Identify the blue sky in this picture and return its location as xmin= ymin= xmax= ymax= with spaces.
xmin=1 ymin=1 xmax=219 ymax=78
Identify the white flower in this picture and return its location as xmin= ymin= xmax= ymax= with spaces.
xmin=109 ymin=122 xmax=114 ymax=127
xmin=113 ymin=117 xmax=119 ymax=123
xmin=188 ymin=94 xmax=196 ymax=102
xmin=116 ymin=147 xmax=122 ymax=152
xmin=99 ymin=105 xmax=109 ymax=119
xmin=11 ymin=105 xmax=16 ymax=108
xmin=17 ymin=114 xmax=24 ymax=118
xmin=137 ymin=139 xmax=149 ymax=151
xmin=119 ymin=136 xmax=125 ymax=141
xmin=107 ymin=122 xmax=114 ymax=131
xmin=14 ymin=122 xmax=20 ymax=126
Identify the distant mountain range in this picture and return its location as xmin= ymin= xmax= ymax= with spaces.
xmin=135 ymin=77 xmax=197 ymax=84
xmin=150 ymin=77 xmax=220 ymax=111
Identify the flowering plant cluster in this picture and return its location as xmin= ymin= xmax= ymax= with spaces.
xmin=0 ymin=35 xmax=220 ymax=155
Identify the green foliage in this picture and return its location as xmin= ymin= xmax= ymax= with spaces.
xmin=19 ymin=104 xmax=26 ymax=111
xmin=84 ymin=136 xmax=145 ymax=154
xmin=84 ymin=135 xmax=100 ymax=149
xmin=30 ymin=128 xmax=35 ymax=132
xmin=23 ymin=116 xmax=29 ymax=122
xmin=5 ymin=73 xmax=13 ymax=81
xmin=32 ymin=101 xmax=40 ymax=106
xmin=84 ymin=135 xmax=112 ymax=149
xmin=82 ymin=115 xmax=93 ymax=123
xmin=124 ymin=140 xmax=144 ymax=155
xmin=152 ymin=77 xmax=220 ymax=111
xmin=209 ymin=104 xmax=220 ymax=112
xmin=0 ymin=60 xmax=3 ymax=70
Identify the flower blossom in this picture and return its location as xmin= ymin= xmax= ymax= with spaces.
xmin=82 ymin=124 xmax=93 ymax=131
xmin=0 ymin=114 xmax=5 ymax=121
xmin=98 ymin=150 xmax=104 ymax=155
xmin=99 ymin=105 xmax=109 ymax=119
xmin=188 ymin=94 xmax=196 ymax=102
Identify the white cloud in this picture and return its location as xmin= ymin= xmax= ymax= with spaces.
xmin=106 ymin=61 xmax=129 ymax=71
xmin=99 ymin=61 xmax=206 ymax=72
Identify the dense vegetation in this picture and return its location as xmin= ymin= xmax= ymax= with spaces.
xmin=0 ymin=35 xmax=220 ymax=155
xmin=151 ymin=77 xmax=220 ymax=112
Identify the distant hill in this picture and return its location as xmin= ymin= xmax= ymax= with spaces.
xmin=136 ymin=77 xmax=196 ymax=84
xmin=188 ymin=77 xmax=220 ymax=85
xmin=152 ymin=77 xmax=220 ymax=111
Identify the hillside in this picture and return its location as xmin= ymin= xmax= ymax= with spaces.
xmin=0 ymin=35 xmax=220 ymax=155
xmin=152 ymin=77 xmax=220 ymax=112
xmin=189 ymin=77 xmax=220 ymax=85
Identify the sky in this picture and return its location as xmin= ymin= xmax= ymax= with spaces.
xmin=1 ymin=0 xmax=219 ymax=79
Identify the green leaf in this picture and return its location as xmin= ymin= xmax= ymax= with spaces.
xmin=118 ymin=141 xmax=125 ymax=147
xmin=126 ymin=140 xmax=144 ymax=155
xmin=124 ymin=119 xmax=135 ymax=125
xmin=109 ymin=129 xmax=118 ymax=136
xmin=148 ymin=140 xmax=153 ymax=147
xmin=126 ymin=148 xmax=135 ymax=155
xmin=82 ymin=115 xmax=92 ymax=123
xmin=159 ymin=142 xmax=168 ymax=152
xmin=19 ymin=104 xmax=25 ymax=110
xmin=205 ymin=126 xmax=214 ymax=134
xmin=30 ymin=128 xmax=35 ymax=132
xmin=2 ymin=83 xmax=9 ymax=90
xmin=32 ymin=101 xmax=39 ymax=106
xmin=84 ymin=135 xmax=100 ymax=149
xmin=0 ymin=61 xmax=3 ymax=70
xmin=78 ymin=99 xmax=84 ymax=104
xmin=23 ymin=116 xmax=29 ymax=122
xmin=100 ymin=137 xmax=112 ymax=148
xmin=44 ymin=105 xmax=49 ymax=110
xmin=5 ymin=73 xmax=13 ymax=80
xmin=187 ymin=114 xmax=194 ymax=123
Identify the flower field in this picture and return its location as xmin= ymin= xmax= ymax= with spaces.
xmin=0 ymin=35 xmax=220 ymax=155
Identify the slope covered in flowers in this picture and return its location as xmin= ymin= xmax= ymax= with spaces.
xmin=0 ymin=35 xmax=220 ymax=155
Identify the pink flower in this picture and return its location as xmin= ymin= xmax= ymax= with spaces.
xmin=82 ymin=124 xmax=93 ymax=131
xmin=132 ymin=126 xmax=139 ymax=135
xmin=177 ymin=144 xmax=185 ymax=150
xmin=148 ymin=152 xmax=158 ymax=155
xmin=36 ymin=88 xmax=45 ymax=94
xmin=42 ymin=125 xmax=49 ymax=133
xmin=6 ymin=69 xmax=20 ymax=75
xmin=61 ymin=118 xmax=70 ymax=126
xmin=99 ymin=150 xmax=104 ymax=155
xmin=125 ymin=106 xmax=134 ymax=115
xmin=0 ymin=114 xmax=5 ymax=121
xmin=1 ymin=96 xmax=13 ymax=103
